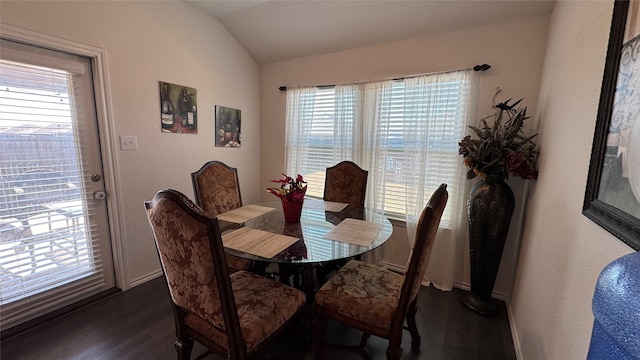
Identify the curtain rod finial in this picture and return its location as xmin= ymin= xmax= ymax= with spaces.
xmin=473 ymin=64 xmax=491 ymax=72
xmin=279 ymin=86 xmax=287 ymax=92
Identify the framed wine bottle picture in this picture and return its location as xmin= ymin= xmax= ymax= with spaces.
xmin=158 ymin=81 xmax=198 ymax=134
xmin=215 ymin=105 xmax=241 ymax=147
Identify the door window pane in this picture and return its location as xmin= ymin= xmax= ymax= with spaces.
xmin=0 ymin=40 xmax=113 ymax=328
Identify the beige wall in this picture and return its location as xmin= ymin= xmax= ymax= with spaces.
xmin=0 ymin=1 xmax=262 ymax=287
xmin=260 ymin=16 xmax=549 ymax=296
xmin=511 ymin=1 xmax=634 ymax=358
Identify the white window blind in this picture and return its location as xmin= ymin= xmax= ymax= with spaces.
xmin=371 ymin=79 xmax=466 ymax=220
xmin=287 ymin=87 xmax=357 ymax=198
xmin=285 ymin=71 xmax=472 ymax=228
xmin=0 ymin=42 xmax=107 ymax=326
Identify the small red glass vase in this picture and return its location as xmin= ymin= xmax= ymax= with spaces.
xmin=281 ymin=198 xmax=304 ymax=223
xmin=281 ymin=187 xmax=306 ymax=223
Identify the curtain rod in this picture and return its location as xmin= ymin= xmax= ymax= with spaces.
xmin=278 ymin=63 xmax=491 ymax=92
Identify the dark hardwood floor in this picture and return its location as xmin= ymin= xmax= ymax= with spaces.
xmin=1 ymin=276 xmax=516 ymax=360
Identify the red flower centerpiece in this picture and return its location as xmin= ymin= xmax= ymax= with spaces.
xmin=267 ymin=173 xmax=307 ymax=223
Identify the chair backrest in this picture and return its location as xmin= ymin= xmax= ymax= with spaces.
xmin=191 ymin=161 xmax=243 ymax=216
xmin=323 ymin=161 xmax=368 ymax=206
xmin=394 ymin=184 xmax=448 ymax=325
xmin=144 ymin=189 xmax=246 ymax=356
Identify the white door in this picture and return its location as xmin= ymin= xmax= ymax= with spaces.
xmin=0 ymin=39 xmax=115 ymax=329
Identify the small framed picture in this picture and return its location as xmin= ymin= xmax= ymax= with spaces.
xmin=159 ymin=81 xmax=197 ymax=134
xmin=215 ymin=105 xmax=241 ymax=147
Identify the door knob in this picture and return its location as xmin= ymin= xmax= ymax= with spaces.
xmin=93 ymin=191 xmax=107 ymax=200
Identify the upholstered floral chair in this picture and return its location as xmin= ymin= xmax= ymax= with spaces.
xmin=145 ymin=189 xmax=307 ymax=360
xmin=314 ymin=184 xmax=448 ymax=360
xmin=323 ymin=161 xmax=368 ymax=207
xmin=316 ymin=161 xmax=369 ymax=283
xmin=191 ymin=161 xmax=252 ymax=273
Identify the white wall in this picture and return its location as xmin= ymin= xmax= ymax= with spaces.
xmin=260 ymin=16 xmax=550 ymax=296
xmin=0 ymin=1 xmax=262 ymax=287
xmin=511 ymin=1 xmax=634 ymax=359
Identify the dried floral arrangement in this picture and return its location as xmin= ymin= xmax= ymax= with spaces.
xmin=458 ymin=89 xmax=540 ymax=180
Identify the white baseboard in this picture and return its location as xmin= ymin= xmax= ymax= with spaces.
xmin=128 ymin=270 xmax=163 ymax=288
xmin=506 ymin=300 xmax=523 ymax=360
xmin=382 ymin=261 xmax=406 ymax=274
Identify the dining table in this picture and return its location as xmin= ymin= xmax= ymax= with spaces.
xmin=216 ymin=198 xmax=393 ymax=299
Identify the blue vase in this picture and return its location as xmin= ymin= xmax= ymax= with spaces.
xmin=587 ymin=252 xmax=640 ymax=359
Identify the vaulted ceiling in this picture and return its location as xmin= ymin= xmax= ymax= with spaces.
xmin=184 ymin=0 xmax=555 ymax=64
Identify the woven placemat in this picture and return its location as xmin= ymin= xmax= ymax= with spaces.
xmin=222 ymin=227 xmax=299 ymax=259
xmin=323 ymin=218 xmax=383 ymax=246
xmin=303 ymin=199 xmax=348 ymax=212
xmin=216 ymin=205 xmax=275 ymax=224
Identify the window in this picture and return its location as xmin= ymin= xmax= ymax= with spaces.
xmin=285 ymin=86 xmax=357 ymax=198
xmin=285 ymin=71 xmax=473 ymax=227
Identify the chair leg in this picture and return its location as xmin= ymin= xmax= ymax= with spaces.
xmin=314 ymin=310 xmax=327 ymax=360
xmin=252 ymin=261 xmax=269 ymax=276
xmin=358 ymin=332 xmax=371 ymax=350
xmin=279 ymin=264 xmax=292 ymax=286
xmin=315 ymin=263 xmax=329 ymax=284
xmin=301 ymin=306 xmax=314 ymax=354
xmin=175 ymin=338 xmax=193 ymax=360
xmin=292 ymin=267 xmax=301 ymax=288
xmin=385 ymin=341 xmax=403 ymax=360
xmin=406 ymin=298 xmax=421 ymax=353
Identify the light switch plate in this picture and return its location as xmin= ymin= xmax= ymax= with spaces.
xmin=119 ymin=135 xmax=138 ymax=150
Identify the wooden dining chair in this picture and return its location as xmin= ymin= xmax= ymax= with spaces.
xmin=191 ymin=160 xmax=243 ymax=217
xmin=191 ymin=161 xmax=253 ymax=273
xmin=316 ymin=161 xmax=369 ymax=282
xmin=145 ymin=189 xmax=307 ymax=360
xmin=323 ymin=161 xmax=368 ymax=206
xmin=314 ymin=184 xmax=448 ymax=360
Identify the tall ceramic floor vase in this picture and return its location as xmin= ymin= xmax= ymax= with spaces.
xmin=462 ymin=175 xmax=515 ymax=316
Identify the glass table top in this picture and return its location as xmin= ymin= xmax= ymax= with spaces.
xmin=218 ymin=200 xmax=393 ymax=264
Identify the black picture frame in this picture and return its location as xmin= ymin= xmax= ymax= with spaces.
xmin=583 ymin=0 xmax=640 ymax=250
